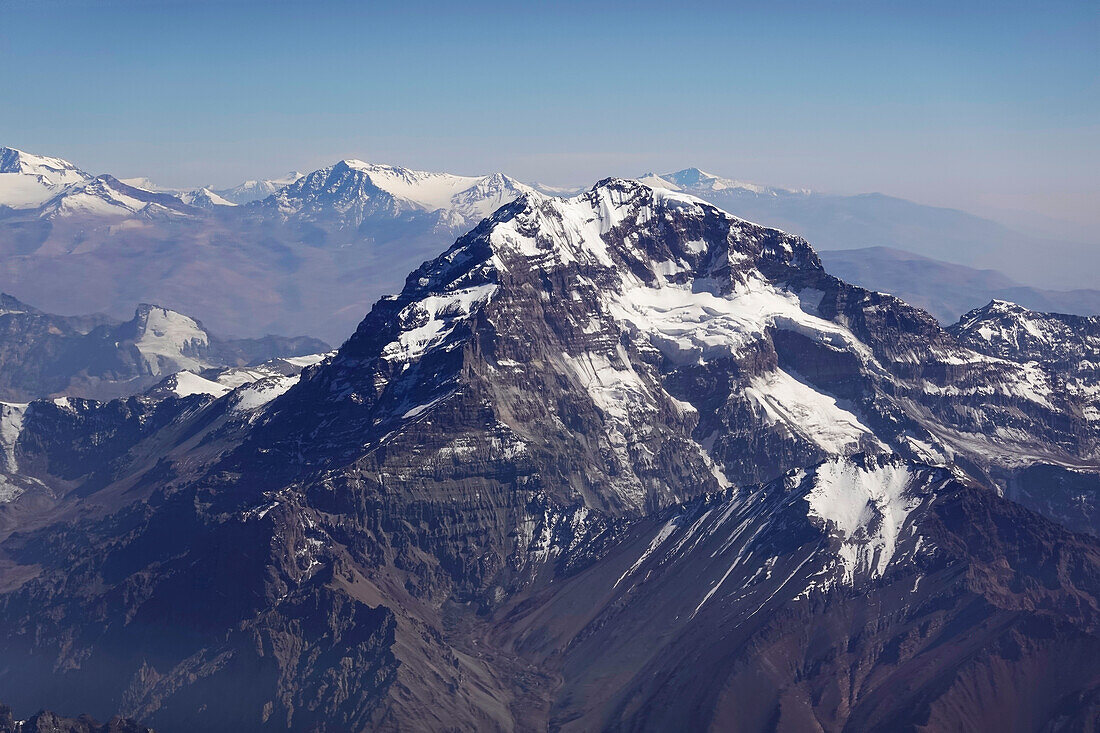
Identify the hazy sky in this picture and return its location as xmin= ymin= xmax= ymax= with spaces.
xmin=2 ymin=0 xmax=1097 ymax=235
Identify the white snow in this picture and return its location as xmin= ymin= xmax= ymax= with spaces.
xmin=613 ymin=517 xmax=679 ymax=589
xmin=318 ymin=160 xmax=535 ymax=224
xmin=0 ymin=147 xmax=91 ymax=209
xmin=231 ymin=374 xmax=299 ymax=411
xmin=118 ymin=177 xmax=178 ymax=193
xmin=804 ymin=459 xmax=925 ymax=584
xmin=134 ymin=307 xmax=210 ymax=376
xmin=282 ymin=353 xmax=328 ymax=369
xmin=167 ymin=371 xmax=230 ymax=398
xmin=745 ymin=369 xmax=880 ymax=454
xmin=207 ymin=353 xmax=328 ymax=392
xmin=402 ymin=394 xmax=450 ymax=420
xmin=0 ymin=402 xmax=28 ymax=503
xmin=381 ymin=284 xmax=498 ymax=362
xmin=47 ymin=177 xmax=150 ymax=218
xmin=0 ymin=402 xmax=27 ymax=473
xmin=610 ymin=273 xmax=873 ymax=369
xmin=216 ymin=171 xmax=303 ymax=203
xmin=639 ymin=168 xmax=808 ymax=197
xmin=0 ymin=148 xmax=88 ymax=185
xmin=0 ymin=174 xmax=60 ymax=208
xmin=180 ymin=187 xmax=237 ymax=207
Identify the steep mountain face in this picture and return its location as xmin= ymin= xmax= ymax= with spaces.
xmin=0 ymin=295 xmax=329 ymax=401
xmin=251 ymin=179 xmax=1098 ymax=527
xmin=948 ymin=300 xmax=1100 ymax=535
xmin=820 ymin=246 xmax=1100 ymax=323
xmin=492 ymin=456 xmax=1100 ymax=731
xmin=0 ymin=180 xmax=1097 ymax=730
xmin=949 ymin=299 xmax=1099 ymax=443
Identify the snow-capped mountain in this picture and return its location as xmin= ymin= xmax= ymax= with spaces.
xmin=951 ymin=299 xmax=1100 ymax=370
xmin=178 ymin=187 xmax=236 ymax=208
xmin=0 ymin=147 xmax=88 ymax=186
xmin=0 ymin=295 xmax=329 ymax=401
xmin=32 ymin=175 xmax=199 ymax=219
xmin=3 ymin=146 xmax=1096 ymax=344
xmin=0 ymin=178 xmax=1095 ymax=729
xmin=291 ymin=179 xmax=1092 ymax=492
xmin=117 ymin=176 xmax=180 ymax=193
xmin=949 ymin=303 xmax=1100 ymax=514
xmin=145 ymin=351 xmax=331 ymax=404
xmin=639 ymin=166 xmax=809 ymax=197
xmin=251 ymin=159 xmax=535 ymax=230
xmin=0 ymin=148 xmax=210 ymax=220
xmin=213 ymin=170 xmax=303 ymax=204
xmin=0 ymin=147 xmax=91 ymax=209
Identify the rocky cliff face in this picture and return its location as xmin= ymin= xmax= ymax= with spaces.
xmin=0 ymin=180 xmax=1097 ymax=730
xmin=948 ymin=299 xmax=1100 ymax=536
xmin=951 ymin=299 xmax=1100 ymax=377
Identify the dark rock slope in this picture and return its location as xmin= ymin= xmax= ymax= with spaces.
xmin=0 ymin=181 xmax=1097 ymax=730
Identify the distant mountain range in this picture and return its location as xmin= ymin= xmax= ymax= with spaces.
xmin=819 ymin=246 xmax=1100 ymax=323
xmin=1 ymin=148 xmax=1095 ymax=343
xmin=0 ymin=293 xmax=328 ymax=401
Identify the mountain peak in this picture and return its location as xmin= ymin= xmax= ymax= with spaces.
xmin=640 ymin=167 xmax=810 ymax=197
xmin=0 ymin=147 xmax=91 ymax=209
xmin=127 ymin=305 xmax=211 ymax=377
xmin=0 ymin=293 xmax=38 ymax=316
xmin=950 ymin=297 xmax=1100 ymax=377
xmin=258 ymin=159 xmax=536 ymax=228
xmin=0 ymin=146 xmax=85 ymax=179
xmin=180 ymin=187 xmax=236 ymax=208
xmin=667 ymin=166 xmax=719 ymax=185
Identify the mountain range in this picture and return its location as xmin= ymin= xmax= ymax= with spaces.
xmin=0 ymin=294 xmax=328 ymax=402
xmin=819 ymin=246 xmax=1100 ymax=324
xmin=1 ymin=148 xmax=1095 ymax=343
xmin=0 ymin=179 xmax=1097 ymax=729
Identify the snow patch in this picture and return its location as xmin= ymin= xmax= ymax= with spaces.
xmin=382 ymin=284 xmax=497 ymax=362
xmin=745 ymin=369 xmax=880 ymax=454
xmin=134 ymin=306 xmax=210 ymax=376
xmin=167 ymin=371 xmax=229 ymax=398
xmin=804 ymin=459 xmax=925 ymax=585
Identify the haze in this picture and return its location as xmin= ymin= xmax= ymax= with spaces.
xmin=2 ymin=0 xmax=1097 ymax=237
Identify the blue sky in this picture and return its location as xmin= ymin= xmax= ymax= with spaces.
xmin=2 ymin=0 xmax=1097 ymax=233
